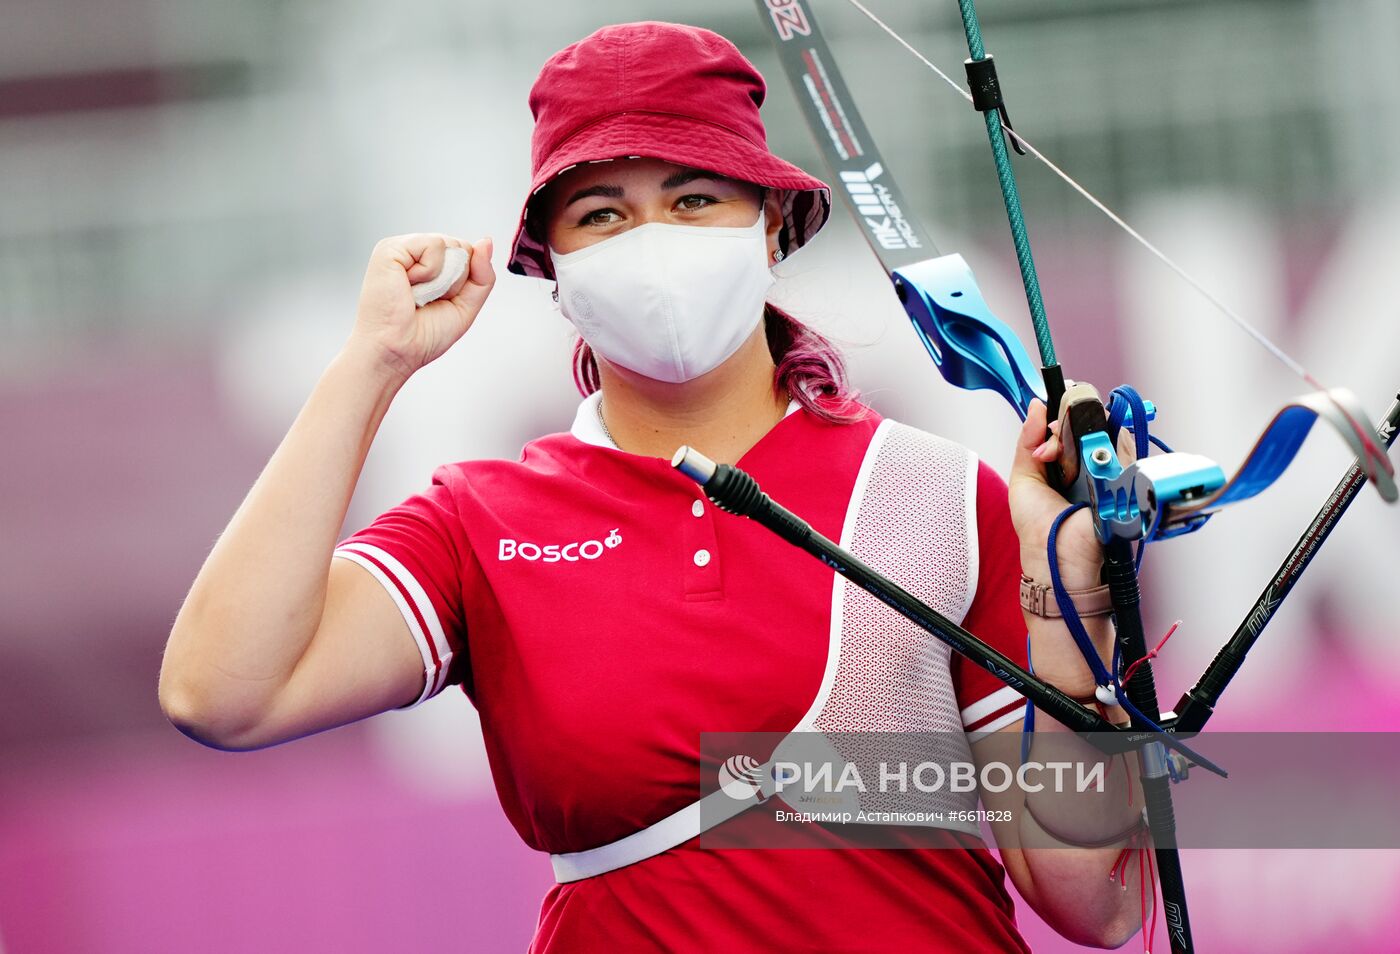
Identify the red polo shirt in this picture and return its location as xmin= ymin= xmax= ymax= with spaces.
xmin=334 ymin=392 xmax=1030 ymax=952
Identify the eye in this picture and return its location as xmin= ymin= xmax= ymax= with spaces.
xmin=578 ymin=207 xmax=622 ymax=226
xmin=675 ymin=193 xmax=717 ymax=211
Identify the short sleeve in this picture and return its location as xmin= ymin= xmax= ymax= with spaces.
xmin=952 ymin=459 xmax=1029 ymax=739
xmin=332 ymin=465 xmax=469 ymax=709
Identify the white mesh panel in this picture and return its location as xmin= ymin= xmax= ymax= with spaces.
xmin=804 ymin=420 xmax=981 ymax=823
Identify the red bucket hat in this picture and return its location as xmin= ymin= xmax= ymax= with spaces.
xmin=506 ymin=21 xmax=831 ymax=280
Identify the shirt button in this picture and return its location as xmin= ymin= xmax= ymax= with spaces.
xmin=693 ymin=548 xmax=711 ymax=567
xmin=691 ymin=499 xmax=705 ymax=518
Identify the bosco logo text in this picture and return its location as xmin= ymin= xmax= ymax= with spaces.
xmin=498 ymin=529 xmax=622 ymax=563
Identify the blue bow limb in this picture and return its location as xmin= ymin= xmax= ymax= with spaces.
xmin=893 ymin=254 xmax=1046 ymax=420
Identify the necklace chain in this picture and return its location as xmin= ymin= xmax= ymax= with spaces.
xmin=595 ymin=395 xmax=617 ymax=447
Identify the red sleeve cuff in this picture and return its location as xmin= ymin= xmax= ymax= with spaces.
xmin=332 ymin=542 xmax=458 ymax=708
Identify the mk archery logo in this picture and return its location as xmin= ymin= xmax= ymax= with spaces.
xmin=840 ymin=163 xmax=922 ymax=252
xmin=1243 ymin=585 xmax=1282 ymax=638
xmin=498 ymin=529 xmax=622 ymax=563
xmin=1382 ymin=419 xmax=1397 ymax=443
xmin=1165 ymin=901 xmax=1187 ymax=948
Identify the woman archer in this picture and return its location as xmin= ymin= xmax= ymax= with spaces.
xmin=161 ymin=20 xmax=1150 ymax=952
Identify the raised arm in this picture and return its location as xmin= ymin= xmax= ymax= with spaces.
xmin=974 ymin=400 xmax=1145 ymax=949
xmin=158 ymin=233 xmax=494 ymax=750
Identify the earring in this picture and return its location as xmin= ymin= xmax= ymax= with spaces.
xmin=772 ymin=249 xmax=785 ymax=263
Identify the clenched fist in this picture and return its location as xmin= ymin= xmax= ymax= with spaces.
xmin=346 ymin=232 xmax=496 ymax=382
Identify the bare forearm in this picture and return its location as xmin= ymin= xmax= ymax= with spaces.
xmin=1018 ymin=712 xmax=1145 ymax=945
xmin=161 ymin=344 xmax=405 ymax=725
xmin=997 ymin=399 xmax=1162 ymax=944
xmin=1016 ymin=544 xmax=1147 ymax=944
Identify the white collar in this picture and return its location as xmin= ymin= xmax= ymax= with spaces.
xmin=570 ymin=389 xmax=801 ymax=450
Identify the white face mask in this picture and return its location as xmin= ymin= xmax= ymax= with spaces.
xmin=549 ymin=210 xmax=775 ymax=384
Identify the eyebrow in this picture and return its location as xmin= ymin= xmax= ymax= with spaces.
xmin=660 ymin=168 xmax=727 ymax=190
xmin=562 ymin=183 xmax=624 ymax=208
xmin=561 ymin=169 xmax=731 ymax=209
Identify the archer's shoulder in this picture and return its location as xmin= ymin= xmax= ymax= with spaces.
xmin=416 ymin=428 xmax=594 ymax=494
xmin=863 ymin=410 xmax=977 ymax=464
xmin=867 ymin=412 xmax=1009 ymax=503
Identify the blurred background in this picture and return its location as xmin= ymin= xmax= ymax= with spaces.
xmin=2 ymin=0 xmax=1398 ymax=950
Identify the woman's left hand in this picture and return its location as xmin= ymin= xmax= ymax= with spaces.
xmin=1007 ymin=398 xmax=1130 ymax=698
xmin=1007 ymin=399 xmax=1105 ymax=591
